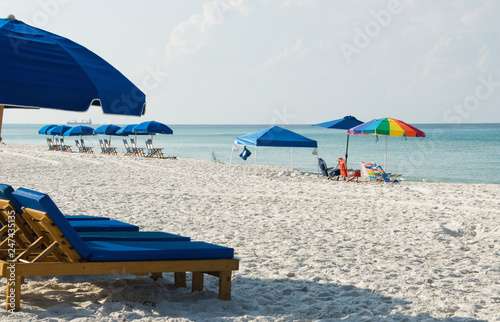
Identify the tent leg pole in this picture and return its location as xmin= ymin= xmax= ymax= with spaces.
xmin=291 ymin=148 xmax=293 ymax=169
xmin=254 ymin=147 xmax=257 ymax=167
xmin=0 ymin=105 xmax=4 ymax=143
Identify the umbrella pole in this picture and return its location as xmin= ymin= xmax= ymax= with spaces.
xmin=345 ymin=134 xmax=349 ymax=167
xmin=230 ymin=149 xmax=233 ymax=164
xmin=291 ymin=148 xmax=293 ymax=169
xmin=385 ymin=135 xmax=388 ymax=170
xmin=0 ymin=105 xmax=4 ymax=142
xmin=254 ymin=146 xmax=258 ymax=166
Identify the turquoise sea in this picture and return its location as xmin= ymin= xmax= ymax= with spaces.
xmin=2 ymin=123 xmax=499 ymax=184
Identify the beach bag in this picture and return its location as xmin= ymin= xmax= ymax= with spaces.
xmin=239 ymin=146 xmax=251 ymax=160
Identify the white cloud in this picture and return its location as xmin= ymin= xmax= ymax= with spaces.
xmin=165 ymin=0 xmax=249 ymax=63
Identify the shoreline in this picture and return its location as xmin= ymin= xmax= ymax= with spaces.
xmin=1 ymin=143 xmax=499 ymax=321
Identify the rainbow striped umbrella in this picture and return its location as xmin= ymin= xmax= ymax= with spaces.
xmin=347 ymin=117 xmax=425 ymax=170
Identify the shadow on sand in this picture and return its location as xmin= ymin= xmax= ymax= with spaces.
xmin=2 ymin=274 xmax=486 ymax=321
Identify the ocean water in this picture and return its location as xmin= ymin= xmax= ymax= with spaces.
xmin=1 ymin=123 xmax=499 ymax=184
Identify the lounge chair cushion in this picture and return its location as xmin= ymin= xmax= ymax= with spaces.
xmin=86 ymin=240 xmax=234 ymax=261
xmin=0 ymin=184 xmax=23 ymax=211
xmin=78 ymin=231 xmax=190 ymax=242
xmin=69 ymin=220 xmax=139 ymax=232
xmin=12 ymin=188 xmax=94 ymax=259
xmin=66 ymin=215 xmax=110 ymax=221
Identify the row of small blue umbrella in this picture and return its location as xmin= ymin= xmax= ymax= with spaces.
xmin=38 ymin=121 xmax=173 ymax=143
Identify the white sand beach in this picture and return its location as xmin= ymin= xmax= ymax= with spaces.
xmin=0 ymin=143 xmax=499 ymax=321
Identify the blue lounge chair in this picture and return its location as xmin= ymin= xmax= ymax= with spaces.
xmin=2 ymin=188 xmax=238 ymax=311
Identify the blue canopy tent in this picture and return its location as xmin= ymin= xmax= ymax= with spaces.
xmin=0 ymin=16 xmax=146 ymax=142
xmin=231 ymin=126 xmax=318 ymax=168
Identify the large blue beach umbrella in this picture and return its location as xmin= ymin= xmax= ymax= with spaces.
xmin=63 ymin=126 xmax=95 ymax=140
xmin=47 ymin=125 xmax=72 ymax=136
xmin=312 ymin=115 xmax=363 ymax=167
xmin=133 ymin=121 xmax=173 ymax=143
xmin=94 ymin=124 xmax=123 ymax=143
xmin=116 ymin=124 xmax=149 ymax=145
xmin=0 ymin=16 xmax=146 ymax=143
xmin=38 ymin=124 xmax=57 ymax=135
xmin=116 ymin=124 xmax=138 ymax=135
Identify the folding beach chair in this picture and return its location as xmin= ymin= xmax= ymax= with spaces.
xmin=375 ymin=165 xmax=402 ymax=183
xmin=338 ymin=158 xmax=361 ymax=182
xmin=74 ymin=140 xmax=85 ymax=153
xmin=122 ymin=139 xmax=133 ymax=156
xmin=130 ymin=138 xmax=145 ymax=157
xmin=360 ymin=162 xmax=383 ymax=182
xmin=59 ymin=138 xmax=72 ymax=152
xmin=318 ymin=158 xmax=340 ymax=180
xmin=1 ymin=188 xmax=239 ymax=311
xmin=98 ymin=139 xmax=106 ymax=154
xmin=80 ymin=139 xmax=93 ymax=154
xmin=145 ymin=139 xmax=166 ymax=159
xmin=46 ymin=138 xmax=57 ymax=151
xmin=104 ymin=139 xmax=118 ymax=155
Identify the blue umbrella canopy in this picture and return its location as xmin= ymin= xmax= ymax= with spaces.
xmin=38 ymin=124 xmax=57 ymax=135
xmin=0 ymin=16 xmax=146 ymax=142
xmin=47 ymin=125 xmax=72 ymax=136
xmin=133 ymin=121 xmax=173 ymax=135
xmin=116 ymin=124 xmax=140 ymax=135
xmin=312 ymin=115 xmax=363 ymax=130
xmin=63 ymin=126 xmax=94 ymax=137
xmin=0 ymin=17 xmax=146 ymax=115
xmin=94 ymin=124 xmax=122 ymax=136
xmin=133 ymin=121 xmax=173 ymax=143
xmin=312 ymin=115 xmax=364 ymax=167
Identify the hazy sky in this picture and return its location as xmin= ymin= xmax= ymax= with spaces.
xmin=2 ymin=0 xmax=500 ymax=125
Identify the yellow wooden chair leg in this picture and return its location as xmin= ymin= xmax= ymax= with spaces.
xmin=218 ymin=271 xmax=232 ymax=300
xmin=174 ymin=272 xmax=186 ymax=288
xmin=150 ymin=272 xmax=162 ymax=280
xmin=191 ymin=272 xmax=204 ymax=292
